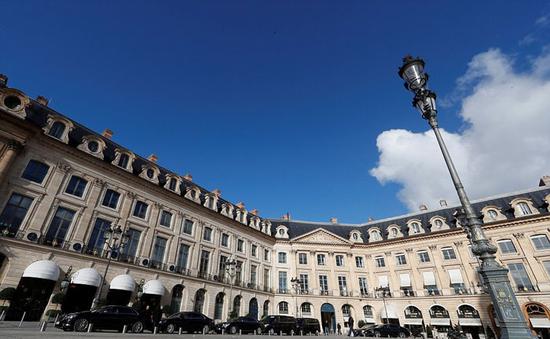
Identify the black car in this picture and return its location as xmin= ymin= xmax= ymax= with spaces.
xmin=215 ymin=316 xmax=263 ymax=334
xmin=260 ymin=315 xmax=296 ymax=335
xmin=295 ymin=318 xmax=321 ymax=335
xmin=158 ymin=311 xmax=213 ymax=334
xmin=363 ymin=324 xmax=411 ymax=338
xmin=55 ymin=305 xmax=149 ymax=333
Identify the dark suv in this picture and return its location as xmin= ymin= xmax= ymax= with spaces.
xmin=55 ymin=305 xmax=149 ymax=333
xmin=363 ymin=324 xmax=411 ymax=338
xmin=158 ymin=311 xmax=213 ymax=334
xmin=295 ymin=318 xmax=321 ymax=335
xmin=261 ymin=315 xmax=296 ymax=335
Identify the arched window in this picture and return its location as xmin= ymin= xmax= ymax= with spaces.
xmin=487 ymin=209 xmax=498 ymax=220
xmin=193 ymin=289 xmax=205 ymax=313
xmin=363 ymin=305 xmax=373 ymax=318
xmin=249 ymin=298 xmax=259 ymax=320
xmin=411 ymin=222 xmax=421 ymax=233
xmin=301 ymin=302 xmax=312 ymax=315
xmin=169 ymin=178 xmax=177 ymax=191
xmin=430 ymin=305 xmax=449 ymax=318
xmin=342 ymin=304 xmax=351 ymax=317
xmin=169 ymin=284 xmax=184 ymax=314
xmin=404 ymin=306 xmax=422 ymax=318
xmin=434 ymin=219 xmax=443 ymax=228
xmin=263 ymin=300 xmax=270 ymax=318
xmin=457 ymin=305 xmax=479 ymax=318
xmin=48 ymin=121 xmax=66 ymax=139
xmin=370 ymin=230 xmax=382 ymax=242
xmin=278 ymin=301 xmax=288 ymax=314
xmin=518 ymin=202 xmax=532 ymax=215
xmin=214 ymin=292 xmax=224 ymax=320
xmin=233 ymin=295 xmax=242 ymax=316
xmin=118 ymin=153 xmax=130 ymax=169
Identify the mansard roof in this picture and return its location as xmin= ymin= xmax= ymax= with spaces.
xmin=270 ymin=185 xmax=550 ymax=241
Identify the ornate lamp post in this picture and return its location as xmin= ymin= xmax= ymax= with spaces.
xmin=398 ymin=55 xmax=535 ymax=338
xmin=374 ymin=286 xmax=390 ymax=325
xmin=225 ymin=258 xmax=238 ymax=317
xmin=91 ymin=225 xmax=129 ymax=309
xmin=291 ymin=277 xmax=302 ymax=317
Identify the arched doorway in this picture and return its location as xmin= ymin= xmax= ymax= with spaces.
xmin=193 ymin=289 xmax=206 ymax=313
xmin=380 ymin=304 xmax=400 ymax=325
xmin=214 ymin=292 xmax=224 ymax=321
xmin=61 ymin=268 xmax=101 ymax=313
xmin=342 ymin=304 xmax=354 ymax=331
xmin=263 ymin=300 xmax=270 ymax=318
xmin=6 ymin=260 xmax=60 ymax=321
xmin=363 ymin=305 xmax=375 ymax=325
xmin=106 ymin=274 xmax=135 ymax=306
xmin=524 ymin=302 xmax=550 ymax=339
xmin=233 ymin=295 xmax=242 ymax=317
xmin=249 ymin=298 xmax=258 ymax=320
xmin=139 ymin=279 xmax=164 ymax=324
xmin=404 ymin=305 xmax=424 ymax=334
xmin=429 ymin=305 xmax=451 ymax=336
xmin=457 ymin=304 xmax=482 ymax=339
xmin=301 ymin=302 xmax=313 ymax=317
xmin=321 ymin=303 xmax=336 ymax=334
xmin=169 ymin=285 xmax=184 ymax=314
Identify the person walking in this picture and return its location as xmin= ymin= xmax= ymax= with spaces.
xmin=347 ymin=316 xmax=354 ymax=336
xmin=324 ymin=320 xmax=329 ymax=335
xmin=337 ymin=323 xmax=342 ymax=335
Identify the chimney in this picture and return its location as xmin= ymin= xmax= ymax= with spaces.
xmin=183 ymin=173 xmax=193 ymax=181
xmin=419 ymin=204 xmax=428 ymax=211
xmin=236 ymin=202 xmax=245 ymax=209
xmin=330 ymin=217 xmax=338 ymax=224
xmin=540 ymin=175 xmax=550 ymax=187
xmin=36 ymin=96 xmax=49 ymax=106
xmin=212 ymin=189 xmax=221 ymax=197
xmin=439 ymin=199 xmax=448 ymax=207
xmin=147 ymin=154 xmax=158 ymax=163
xmin=102 ymin=128 xmax=114 ymax=139
xmin=250 ymin=209 xmax=259 ymax=216
xmin=282 ymin=212 xmax=291 ymax=221
xmin=368 ymin=216 xmax=374 ymax=222
xmin=0 ymin=74 xmax=7 ymax=88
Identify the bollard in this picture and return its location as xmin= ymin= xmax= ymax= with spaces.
xmin=87 ymin=323 xmax=93 ymax=332
xmin=300 ymin=330 xmax=303 ymax=336
xmin=40 ymin=321 xmax=47 ymax=332
xmin=18 ymin=312 xmax=26 ymax=327
xmin=179 ymin=328 xmax=182 ymax=335
xmin=222 ymin=328 xmax=224 ymax=335
xmin=280 ymin=330 xmax=282 ymax=336
xmin=239 ymin=329 xmax=242 ymax=335
xmin=54 ymin=313 xmax=60 ymax=325
xmin=123 ymin=324 xmax=127 ymax=334
xmin=0 ymin=310 xmax=5 ymax=321
xmin=203 ymin=327 xmax=206 ymax=335
xmin=291 ymin=329 xmax=294 ymax=336
xmin=154 ymin=326 xmax=158 ymax=334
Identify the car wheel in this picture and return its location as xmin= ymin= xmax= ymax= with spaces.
xmin=166 ymin=323 xmax=176 ymax=334
xmin=131 ymin=321 xmax=144 ymax=333
xmin=256 ymin=327 xmax=263 ymax=335
xmin=74 ymin=318 xmax=89 ymax=332
xmin=203 ymin=325 xmax=210 ymax=334
xmin=398 ymin=332 xmax=406 ymax=338
xmin=374 ymin=331 xmax=381 ymax=338
xmin=230 ymin=325 xmax=237 ymax=334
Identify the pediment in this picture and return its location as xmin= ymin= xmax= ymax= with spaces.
xmin=292 ymin=228 xmax=351 ymax=245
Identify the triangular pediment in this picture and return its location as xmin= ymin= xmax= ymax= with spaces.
xmin=292 ymin=228 xmax=351 ymax=245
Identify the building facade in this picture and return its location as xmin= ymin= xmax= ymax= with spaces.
xmin=0 ymin=76 xmax=550 ymax=338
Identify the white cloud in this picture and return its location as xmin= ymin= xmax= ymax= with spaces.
xmin=370 ymin=49 xmax=550 ymax=211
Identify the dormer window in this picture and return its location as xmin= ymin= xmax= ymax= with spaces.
xmin=163 ymin=174 xmax=181 ymax=194
xmin=48 ymin=121 xmax=65 ymax=139
xmin=169 ymin=178 xmax=177 ymax=191
xmin=139 ymin=165 xmax=160 ymax=184
xmin=119 ymin=153 xmax=130 ymax=168
xmin=487 ymin=209 xmax=498 ymax=220
xmin=369 ymin=229 xmax=382 ymax=242
xmin=221 ymin=203 xmax=235 ymax=219
xmin=434 ymin=220 xmax=443 ymax=228
xmin=275 ymin=226 xmax=289 ymax=239
xmin=88 ymin=141 xmax=99 ymax=152
xmin=408 ymin=220 xmax=424 ymax=235
xmin=111 ymin=149 xmax=135 ymax=172
xmin=77 ymin=136 xmax=106 ymax=159
xmin=184 ymin=186 xmax=201 ymax=203
xmin=391 ymin=228 xmax=398 ymax=237
xmin=518 ymin=202 xmax=532 ymax=216
xmin=43 ymin=115 xmax=74 ymax=143
xmin=387 ymin=226 xmax=402 ymax=239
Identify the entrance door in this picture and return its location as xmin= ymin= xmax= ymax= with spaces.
xmin=321 ymin=303 xmax=336 ymax=334
xmin=6 ymin=277 xmax=56 ymax=321
xmin=61 ymin=283 xmax=97 ymax=313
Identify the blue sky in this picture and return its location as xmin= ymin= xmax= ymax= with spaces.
xmin=2 ymin=1 xmax=550 ymax=223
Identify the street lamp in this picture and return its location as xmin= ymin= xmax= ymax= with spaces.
xmin=398 ymin=55 xmax=535 ymax=339
xmin=91 ymin=225 xmax=129 ymax=309
xmin=374 ymin=287 xmax=390 ymax=325
xmin=291 ymin=277 xmax=302 ymax=318
xmin=225 ymin=258 xmax=240 ymax=318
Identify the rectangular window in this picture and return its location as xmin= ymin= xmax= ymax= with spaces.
xmin=442 ymin=247 xmax=457 ymax=260
xmin=298 ymin=253 xmax=308 ymax=265
xmin=543 ymin=261 xmax=550 ymax=277
xmin=199 ymin=250 xmax=210 ymax=278
xmin=319 ymin=275 xmax=328 ymax=294
xmin=121 ymin=228 xmax=141 ymax=259
xmin=264 ymin=249 xmax=270 ymax=261
xmin=355 ymin=256 xmax=364 ymax=268
xmin=151 ymin=237 xmax=167 ymax=266
xmin=203 ymin=226 xmax=212 ymax=241
xmin=237 ymin=239 xmax=244 ymax=252
xmin=531 ymin=235 xmax=550 ymax=250
xmin=317 ymin=254 xmax=326 ymax=265
xmin=221 ymin=233 xmax=229 ymax=247
xmin=133 ymin=201 xmax=148 ymax=219
xmin=278 ymin=252 xmax=287 ymax=264
xmin=335 ymin=255 xmax=344 ymax=267
xmin=396 ymin=253 xmax=407 ymax=265
xmin=177 ymin=244 xmax=190 ymax=271
xmin=218 ymin=255 xmax=227 ymax=276
xmin=497 ymin=239 xmax=517 ymax=254
xmin=102 ymin=189 xmax=120 ymax=209
xmin=278 ymin=271 xmax=288 ymax=293
xmin=359 ymin=277 xmax=369 ymax=296
xmin=45 ymin=207 xmax=75 ymax=246
xmin=418 ymin=250 xmax=430 ymax=263
xmin=251 ymin=244 xmax=257 ymax=257
xmin=159 ymin=210 xmax=172 ymax=227
xmin=0 ymin=193 xmax=33 ymax=235
xmin=250 ymin=265 xmax=257 ymax=285
xmin=65 ymin=176 xmax=88 ymax=197
xmin=508 ymin=263 xmax=534 ymax=291
xmin=299 ymin=273 xmax=309 ymax=293
xmin=375 ymin=256 xmax=385 ymax=268
xmin=22 ymin=160 xmax=49 ymax=184
xmin=182 ymin=219 xmax=193 ymax=235
xmin=86 ymin=218 xmax=111 ymax=254
xmin=235 ymin=261 xmax=243 ymax=283
xmin=338 ymin=276 xmax=348 ymax=296
xmin=264 ymin=269 xmax=270 ymax=288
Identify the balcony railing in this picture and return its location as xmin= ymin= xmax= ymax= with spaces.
xmin=405 ymin=313 xmax=423 ymax=319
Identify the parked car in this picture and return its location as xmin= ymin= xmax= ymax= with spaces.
xmin=158 ymin=311 xmax=213 ymax=334
xmin=260 ymin=315 xmax=296 ymax=334
xmin=362 ymin=324 xmax=411 ymax=338
xmin=295 ymin=318 xmax=321 ymax=335
xmin=55 ymin=305 xmax=150 ymax=333
xmin=352 ymin=324 xmax=376 ymax=336
xmin=215 ymin=316 xmax=263 ymax=334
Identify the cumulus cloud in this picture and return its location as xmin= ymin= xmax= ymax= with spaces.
xmin=370 ymin=49 xmax=550 ymax=211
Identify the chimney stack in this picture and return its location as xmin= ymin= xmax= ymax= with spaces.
xmin=419 ymin=204 xmax=428 ymax=211
xmin=0 ymin=74 xmax=7 ymax=88
xmin=439 ymin=199 xmax=448 ymax=207
xmin=212 ymin=189 xmax=221 ymax=197
xmin=36 ymin=96 xmax=49 ymax=106
xmin=183 ymin=173 xmax=193 ymax=181
xmin=368 ymin=216 xmax=374 ymax=222
xmin=282 ymin=213 xmax=291 ymax=221
xmin=236 ymin=202 xmax=245 ymax=209
xmin=102 ymin=128 xmax=114 ymax=139
xmin=147 ymin=154 xmax=158 ymax=163
xmin=330 ymin=217 xmax=338 ymax=224
xmin=540 ymin=175 xmax=550 ymax=187
xmin=250 ymin=209 xmax=259 ymax=216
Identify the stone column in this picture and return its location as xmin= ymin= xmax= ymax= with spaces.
xmin=0 ymin=140 xmax=23 ymax=185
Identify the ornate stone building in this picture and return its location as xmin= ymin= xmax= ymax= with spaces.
xmin=0 ymin=75 xmax=550 ymax=338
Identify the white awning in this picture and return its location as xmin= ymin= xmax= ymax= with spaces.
xmin=403 ymin=318 xmax=423 ymax=325
xmin=430 ymin=318 xmax=451 ymax=326
xmin=71 ymin=268 xmax=101 ymax=287
xmin=531 ymin=318 xmax=550 ymax=328
xmin=399 ymin=273 xmax=411 ymax=287
xmin=110 ymin=274 xmax=135 ymax=292
xmin=22 ymin=260 xmax=60 ymax=281
xmin=422 ymin=271 xmax=436 ymax=286
xmin=143 ymin=279 xmax=164 ymax=296
xmin=459 ymin=318 xmax=482 ymax=326
xmin=364 ymin=318 xmax=375 ymax=324
xmin=380 ymin=305 xmax=398 ymax=319
xmin=448 ymin=269 xmax=463 ymax=284
xmin=378 ymin=276 xmax=389 ymax=288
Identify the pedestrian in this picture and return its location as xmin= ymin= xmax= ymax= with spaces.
xmin=337 ymin=323 xmax=341 ymax=335
xmin=347 ymin=316 xmax=354 ymax=336
xmin=324 ymin=320 xmax=329 ymax=335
